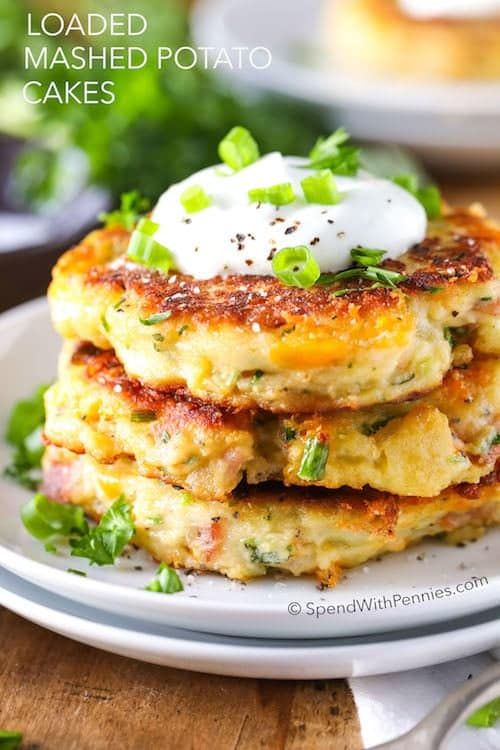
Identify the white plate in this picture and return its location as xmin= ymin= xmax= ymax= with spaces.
xmin=1 ymin=566 xmax=499 ymax=679
xmin=192 ymin=0 xmax=500 ymax=168
xmin=1 ymin=297 xmax=500 ymax=640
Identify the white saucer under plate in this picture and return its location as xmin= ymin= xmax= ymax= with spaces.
xmin=192 ymin=0 xmax=500 ymax=169
xmin=1 ymin=566 xmax=499 ymax=679
xmin=1 ymin=298 xmax=500 ymax=640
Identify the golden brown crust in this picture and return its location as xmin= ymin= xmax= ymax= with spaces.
xmin=71 ymin=342 xmax=250 ymax=430
xmin=79 ymin=210 xmax=496 ymax=330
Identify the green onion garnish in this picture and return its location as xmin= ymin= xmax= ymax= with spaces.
xmin=248 ymin=182 xmax=295 ymax=206
xmin=298 ymin=437 xmax=329 ymax=482
xmin=127 ymin=231 xmax=174 ymax=274
xmin=21 ymin=494 xmax=88 ymax=541
xmin=99 ymin=191 xmax=150 ymax=231
xmin=332 ymin=266 xmax=407 ymax=288
xmin=309 ymin=128 xmax=360 ymax=175
xmin=146 ymin=563 xmax=184 ymax=594
xmin=136 ymin=217 xmax=159 ymax=236
xmin=180 ymin=184 xmax=212 ymax=214
xmin=318 ymin=247 xmax=407 ymax=292
xmin=392 ymin=173 xmax=442 ymax=219
xmin=417 ymin=185 xmax=441 ymax=220
xmin=218 ymin=126 xmax=260 ymax=172
xmin=301 ymin=170 xmax=342 ymax=205
xmin=272 ymin=246 xmax=321 ymax=288
xmin=466 ymin=697 xmax=500 ymax=728
xmin=139 ymin=312 xmax=172 ymax=326
xmin=350 ymin=247 xmax=386 ymax=266
xmin=131 ymin=410 xmax=157 ymax=423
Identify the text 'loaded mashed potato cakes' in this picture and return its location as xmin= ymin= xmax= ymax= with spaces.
xmin=44 ymin=342 xmax=500 ymax=500
xmin=43 ymin=446 xmax=500 ymax=586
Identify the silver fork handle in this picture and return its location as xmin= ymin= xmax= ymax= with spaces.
xmin=372 ymin=661 xmax=500 ymax=750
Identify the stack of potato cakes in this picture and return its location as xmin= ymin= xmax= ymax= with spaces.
xmin=43 ymin=205 xmax=500 ymax=586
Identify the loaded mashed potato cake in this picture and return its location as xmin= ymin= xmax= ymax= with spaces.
xmin=42 ymin=126 xmax=500 ymax=585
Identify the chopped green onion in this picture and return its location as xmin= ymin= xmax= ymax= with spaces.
xmin=392 ymin=173 xmax=442 ymax=219
xmin=491 ymin=433 xmax=500 ymax=446
xmin=392 ymin=174 xmax=419 ymax=194
xmin=272 ymin=246 xmax=321 ymax=288
xmin=21 ymin=494 xmax=88 ymax=541
xmin=332 ymin=266 xmax=407 ymax=288
xmin=145 ymin=563 xmax=184 ymax=593
xmin=67 ymin=568 xmax=87 ymax=577
xmin=301 ymin=170 xmax=342 ymax=205
xmin=309 ymin=128 xmax=360 ymax=175
xmin=99 ymin=191 xmax=150 ymax=230
xmin=127 ymin=231 xmax=174 ymax=274
xmin=70 ymin=497 xmax=135 ymax=566
xmin=466 ymin=697 xmax=500 ymax=728
xmin=139 ymin=311 xmax=172 ymax=326
xmin=418 ymin=185 xmax=441 ymax=220
xmin=136 ymin=217 xmax=159 ymax=236
xmin=131 ymin=409 xmax=157 ymax=423
xmin=0 ymin=730 xmax=23 ymax=749
xmin=350 ymin=247 xmax=386 ymax=267
xmin=298 ymin=437 xmax=329 ymax=481
xmin=248 ymin=182 xmax=295 ymax=206
xmin=180 ymin=184 xmax=212 ymax=213
xmin=218 ymin=126 xmax=260 ymax=172
xmin=100 ymin=313 xmax=110 ymax=333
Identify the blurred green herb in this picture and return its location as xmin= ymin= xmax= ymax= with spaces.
xmin=4 ymin=384 xmax=49 ymax=489
xmin=0 ymin=0 xmax=327 ymax=208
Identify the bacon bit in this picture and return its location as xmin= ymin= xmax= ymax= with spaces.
xmin=197 ymin=519 xmax=224 ymax=561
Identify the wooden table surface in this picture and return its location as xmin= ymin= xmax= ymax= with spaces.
xmin=0 ymin=178 xmax=499 ymax=750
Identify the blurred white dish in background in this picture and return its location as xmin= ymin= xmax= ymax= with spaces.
xmin=400 ymin=0 xmax=500 ymax=20
xmin=192 ymin=0 xmax=500 ymax=170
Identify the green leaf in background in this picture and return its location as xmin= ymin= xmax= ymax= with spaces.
xmin=0 ymin=0 xmax=328 ymax=209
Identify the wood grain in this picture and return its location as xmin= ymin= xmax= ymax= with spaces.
xmin=0 ymin=609 xmax=362 ymax=750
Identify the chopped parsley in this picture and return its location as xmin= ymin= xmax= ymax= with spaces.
xmin=21 ymin=494 xmax=88 ymax=541
xmin=145 ymin=563 xmax=183 ymax=594
xmin=70 ymin=497 xmax=135 ymax=566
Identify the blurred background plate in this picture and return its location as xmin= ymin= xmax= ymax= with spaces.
xmin=0 ymin=134 xmax=109 ymax=311
xmin=192 ymin=0 xmax=500 ymax=170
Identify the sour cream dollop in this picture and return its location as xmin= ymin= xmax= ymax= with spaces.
xmin=399 ymin=0 xmax=500 ymax=19
xmin=151 ymin=153 xmax=426 ymax=280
